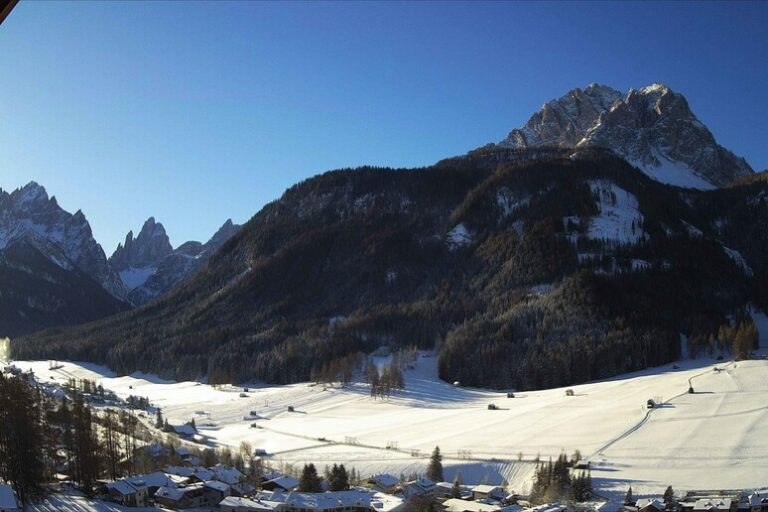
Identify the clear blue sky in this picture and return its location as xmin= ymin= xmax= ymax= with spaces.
xmin=1 ymin=1 xmax=766 ymax=253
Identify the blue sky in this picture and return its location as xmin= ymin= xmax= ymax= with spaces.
xmin=1 ymin=1 xmax=766 ymax=252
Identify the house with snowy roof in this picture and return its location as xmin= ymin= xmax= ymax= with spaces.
xmin=472 ymin=485 xmax=507 ymax=501
xmin=692 ymin=499 xmax=733 ymax=512
xmin=740 ymin=491 xmax=768 ymax=512
xmin=105 ymin=471 xmax=178 ymax=507
xmin=212 ymin=464 xmax=246 ymax=485
xmin=369 ymin=474 xmax=400 ymax=494
xmin=220 ymin=496 xmax=278 ymax=512
xmin=0 ymin=484 xmax=20 ymax=512
xmin=154 ymin=482 xmax=224 ymax=509
xmin=403 ymin=478 xmax=437 ymax=500
xmin=636 ymin=499 xmax=665 ymax=512
xmin=260 ymin=473 xmax=300 ymax=492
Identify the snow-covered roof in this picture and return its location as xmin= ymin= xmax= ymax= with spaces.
xmin=636 ymin=499 xmax=664 ymax=510
xmin=694 ymin=499 xmax=732 ymax=511
xmin=172 ymin=423 xmax=197 ymax=436
xmin=0 ymin=484 xmax=19 ymax=509
xmin=106 ymin=480 xmax=141 ymax=496
xmin=472 ymin=485 xmax=503 ymax=494
xmin=371 ymin=474 xmax=399 ymax=487
xmin=264 ymin=490 xmax=403 ymax=512
xmin=206 ymin=480 xmax=231 ymax=493
xmin=127 ymin=471 xmax=175 ymax=489
xmin=263 ymin=474 xmax=300 ymax=490
xmin=220 ymin=496 xmax=276 ymax=511
xmin=444 ymin=498 xmax=501 ymax=512
xmin=212 ymin=464 xmax=245 ymax=485
xmin=155 ymin=483 xmax=204 ymax=501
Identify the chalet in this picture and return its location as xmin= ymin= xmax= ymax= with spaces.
xmin=692 ymin=499 xmax=733 ymax=512
xmin=261 ymin=473 xmax=300 ymax=492
xmin=435 ymin=482 xmax=473 ymax=500
xmin=403 ymin=478 xmax=437 ymax=500
xmin=472 ymin=485 xmax=506 ymax=501
xmin=211 ymin=464 xmax=246 ymax=485
xmin=106 ymin=480 xmax=149 ymax=508
xmin=636 ymin=499 xmax=665 ymax=512
xmin=740 ymin=491 xmax=768 ymax=512
xmin=154 ymin=482 xmax=224 ymax=509
xmin=205 ymin=480 xmax=232 ymax=503
xmin=369 ymin=474 xmax=400 ymax=494
xmin=220 ymin=496 xmax=278 ymax=512
xmin=0 ymin=484 xmax=20 ymax=512
xmin=105 ymin=471 xmax=179 ymax=507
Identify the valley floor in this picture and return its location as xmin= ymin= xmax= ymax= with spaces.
xmin=9 ymin=353 xmax=768 ymax=499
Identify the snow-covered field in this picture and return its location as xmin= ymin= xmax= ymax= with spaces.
xmin=10 ymin=344 xmax=768 ymax=499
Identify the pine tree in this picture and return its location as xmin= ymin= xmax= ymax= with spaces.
xmin=450 ymin=473 xmax=462 ymax=498
xmin=625 ymin=486 xmax=634 ymax=506
xmin=329 ymin=464 xmax=350 ymax=491
xmin=299 ymin=463 xmax=322 ymax=492
xmin=426 ymin=446 xmax=443 ymax=482
xmin=664 ymin=486 xmax=676 ymax=510
xmin=0 ymin=374 xmax=46 ymax=504
xmin=156 ymin=408 xmax=164 ymax=429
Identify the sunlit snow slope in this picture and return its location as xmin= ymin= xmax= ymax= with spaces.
xmin=10 ymin=351 xmax=768 ymax=498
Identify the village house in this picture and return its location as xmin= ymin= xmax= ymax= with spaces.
xmin=260 ymin=473 xmax=300 ymax=492
xmin=739 ymin=491 xmax=768 ymax=512
xmin=154 ymin=482 xmax=225 ymax=509
xmin=0 ymin=485 xmax=20 ymax=512
xmin=220 ymin=496 xmax=278 ymax=512
xmin=105 ymin=480 xmax=149 ymax=508
xmin=692 ymin=499 xmax=733 ymax=512
xmin=472 ymin=485 xmax=507 ymax=502
xmin=524 ymin=504 xmax=570 ymax=512
xmin=403 ymin=478 xmax=437 ymax=500
xmin=368 ymin=474 xmax=400 ymax=494
xmin=636 ymin=499 xmax=665 ymax=512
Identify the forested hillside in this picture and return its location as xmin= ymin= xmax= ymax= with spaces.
xmin=12 ymin=149 xmax=768 ymax=390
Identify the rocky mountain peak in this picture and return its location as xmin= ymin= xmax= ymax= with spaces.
xmin=110 ymin=217 xmax=173 ymax=272
xmin=0 ymin=181 xmax=126 ymax=299
xmin=496 ymin=83 xmax=753 ymax=189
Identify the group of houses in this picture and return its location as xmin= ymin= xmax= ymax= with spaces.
xmin=625 ymin=490 xmax=768 ymax=512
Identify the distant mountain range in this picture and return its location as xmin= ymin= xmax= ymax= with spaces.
xmin=110 ymin=217 xmax=241 ymax=305
xmin=0 ymin=182 xmax=239 ymax=336
xmin=7 ymin=83 xmax=768 ymax=392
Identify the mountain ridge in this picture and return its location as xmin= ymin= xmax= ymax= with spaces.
xmin=493 ymin=83 xmax=753 ymax=189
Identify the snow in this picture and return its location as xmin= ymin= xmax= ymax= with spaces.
xmin=630 ymin=156 xmax=715 ymax=191
xmin=722 ymin=246 xmax=754 ymax=276
xmin=631 ymin=259 xmax=651 ymax=272
xmin=10 ymin=355 xmax=768 ymax=499
xmin=447 ymin=223 xmax=472 ymax=248
xmin=496 ymin=188 xmax=530 ymax=219
xmin=118 ymin=266 xmax=157 ymax=291
xmin=586 ymin=180 xmax=644 ymax=245
xmin=25 ymin=490 xmax=161 ymax=511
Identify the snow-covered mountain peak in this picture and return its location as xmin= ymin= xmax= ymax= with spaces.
xmin=0 ymin=181 xmax=126 ymax=299
xmin=110 ymin=217 xmax=173 ymax=272
xmin=495 ymin=83 xmax=753 ymax=189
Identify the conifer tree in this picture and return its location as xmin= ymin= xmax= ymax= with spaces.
xmin=426 ymin=446 xmax=443 ymax=482
xmin=299 ymin=463 xmax=322 ymax=492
